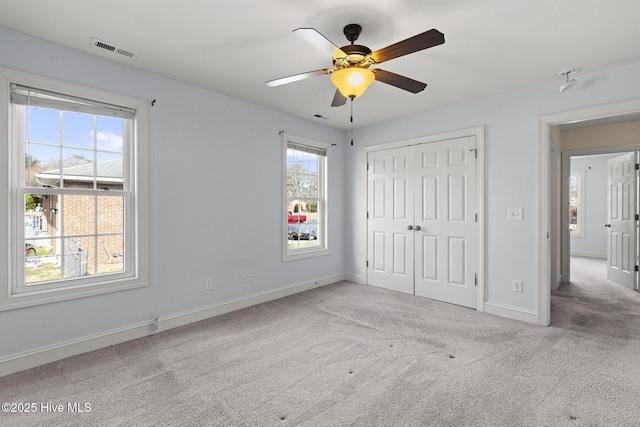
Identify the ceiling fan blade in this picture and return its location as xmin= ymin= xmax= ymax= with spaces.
xmin=331 ymin=89 xmax=348 ymax=107
xmin=266 ymin=69 xmax=333 ymax=87
xmin=373 ymin=69 xmax=427 ymax=93
xmin=370 ymin=29 xmax=444 ymax=63
xmin=293 ymin=28 xmax=347 ymax=58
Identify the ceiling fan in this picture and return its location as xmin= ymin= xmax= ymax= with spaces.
xmin=266 ymin=24 xmax=445 ymax=107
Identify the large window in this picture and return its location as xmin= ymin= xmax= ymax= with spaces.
xmin=283 ymin=133 xmax=330 ymax=261
xmin=0 ymin=68 xmax=148 ymax=310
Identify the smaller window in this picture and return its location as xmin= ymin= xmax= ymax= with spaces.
xmin=569 ymin=169 xmax=585 ymax=237
xmin=283 ymin=133 xmax=330 ymax=261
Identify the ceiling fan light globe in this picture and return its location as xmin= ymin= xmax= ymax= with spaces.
xmin=331 ymin=68 xmax=375 ymax=98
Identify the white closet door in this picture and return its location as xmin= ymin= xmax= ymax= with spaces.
xmin=414 ymin=136 xmax=477 ymax=308
xmin=367 ymin=147 xmax=415 ymax=295
xmin=367 ymin=136 xmax=478 ymax=308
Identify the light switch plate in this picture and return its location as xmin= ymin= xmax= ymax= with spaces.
xmin=508 ymin=208 xmax=523 ymax=221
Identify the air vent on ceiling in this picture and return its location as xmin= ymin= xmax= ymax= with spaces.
xmin=91 ymin=38 xmax=137 ymax=59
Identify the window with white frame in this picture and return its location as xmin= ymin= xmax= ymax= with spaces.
xmin=283 ymin=133 xmax=330 ymax=261
xmin=569 ymin=169 xmax=585 ymax=237
xmin=0 ymin=68 xmax=148 ymax=310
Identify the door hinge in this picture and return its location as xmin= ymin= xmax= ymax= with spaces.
xmin=367 ymin=212 xmax=369 ymax=219
xmin=636 ymin=163 xmax=639 ymax=170
xmin=474 ymin=273 xmax=478 ymax=286
xmin=635 ymin=265 xmax=639 ymax=272
xmin=475 ymin=213 xmax=478 ymax=222
xmin=367 ymin=163 xmax=370 ymax=170
xmin=470 ymin=148 xmax=478 ymax=159
xmin=366 ymin=260 xmax=369 ymax=268
xmin=636 ymin=214 xmax=639 ymax=221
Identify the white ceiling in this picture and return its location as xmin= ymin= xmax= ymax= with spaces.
xmin=2 ymin=0 xmax=640 ymax=130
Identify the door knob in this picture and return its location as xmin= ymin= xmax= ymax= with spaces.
xmin=604 ymin=224 xmax=611 ymax=228
xmin=407 ymin=225 xmax=414 ymax=230
xmin=414 ymin=225 xmax=421 ymax=231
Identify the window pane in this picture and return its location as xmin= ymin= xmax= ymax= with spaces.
xmin=287 ymin=198 xmax=320 ymax=249
xmin=98 ymin=235 xmax=124 ymax=274
xmin=61 ymin=148 xmax=94 ymax=188
xmin=287 ymin=151 xmax=320 ymax=198
xmin=25 ymin=237 xmax=63 ymax=285
xmin=25 ymin=143 xmax=60 ymax=187
xmin=28 ymin=107 xmax=60 ymax=145
xmin=24 ymin=194 xmax=46 ymax=234
xmin=308 ymin=175 xmax=318 ymax=198
xmin=63 ymin=237 xmax=92 ymax=278
xmin=98 ymin=195 xmax=124 ymax=234
xmin=96 ymin=116 xmax=124 ymax=153
xmin=96 ymin=153 xmax=124 ymax=188
xmin=63 ymin=111 xmax=95 ymax=149
xmin=62 ymin=194 xmax=95 ymax=236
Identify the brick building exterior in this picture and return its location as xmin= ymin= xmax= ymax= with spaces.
xmin=34 ymin=159 xmax=124 ymax=276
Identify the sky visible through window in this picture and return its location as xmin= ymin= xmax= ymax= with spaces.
xmin=27 ymin=107 xmax=124 ymax=168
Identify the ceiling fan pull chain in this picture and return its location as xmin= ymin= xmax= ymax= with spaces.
xmin=350 ymin=98 xmax=354 ymax=146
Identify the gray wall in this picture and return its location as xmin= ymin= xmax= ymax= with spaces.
xmin=0 ymin=28 xmax=347 ymax=359
xmin=570 ymin=154 xmax=620 ymax=258
xmin=346 ymin=61 xmax=640 ymax=312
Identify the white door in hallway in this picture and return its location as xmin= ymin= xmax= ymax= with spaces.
xmin=606 ymin=152 xmax=637 ymax=290
xmin=367 ymin=136 xmax=477 ymax=308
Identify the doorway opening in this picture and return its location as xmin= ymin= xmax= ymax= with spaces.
xmin=563 ymin=151 xmax=639 ymax=287
xmin=538 ymin=99 xmax=640 ymax=326
xmin=553 ymin=150 xmax=639 ymax=330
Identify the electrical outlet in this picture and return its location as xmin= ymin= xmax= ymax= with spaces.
xmin=205 ymin=278 xmax=213 ymax=291
xmin=513 ymin=280 xmax=523 ymax=293
xmin=246 ymin=270 xmax=253 ymax=282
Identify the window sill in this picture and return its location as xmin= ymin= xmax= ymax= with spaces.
xmin=1 ymin=275 xmax=148 ymax=311
xmin=283 ymin=247 xmax=331 ymax=262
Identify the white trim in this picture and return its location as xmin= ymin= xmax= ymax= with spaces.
xmin=484 ymin=303 xmax=538 ymax=324
xmin=538 ymin=98 xmax=640 ymax=326
xmin=344 ymin=273 xmax=365 ymax=285
xmin=157 ymin=274 xmax=342 ymax=332
xmin=570 ymin=251 xmax=606 ymax=259
xmin=364 ymin=126 xmax=485 ymax=312
xmin=0 ymin=274 xmax=346 ymax=377
xmin=363 ymin=126 xmax=484 ymax=153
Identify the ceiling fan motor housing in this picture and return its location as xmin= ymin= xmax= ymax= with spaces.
xmin=334 ymin=44 xmax=373 ymax=69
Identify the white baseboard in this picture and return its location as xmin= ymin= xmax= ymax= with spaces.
xmin=0 ymin=274 xmax=345 ymax=378
xmin=157 ymin=274 xmax=345 ymax=333
xmin=484 ymin=302 xmax=538 ymax=325
xmin=551 ymin=274 xmax=562 ymax=291
xmin=344 ymin=272 xmax=365 ymax=285
xmin=570 ymin=251 xmax=606 ymax=259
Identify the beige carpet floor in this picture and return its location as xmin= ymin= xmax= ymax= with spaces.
xmin=2 ymin=261 xmax=639 ymax=426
